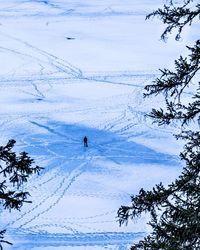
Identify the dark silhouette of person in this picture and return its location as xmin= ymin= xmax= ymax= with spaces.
xmin=83 ymin=136 xmax=88 ymax=147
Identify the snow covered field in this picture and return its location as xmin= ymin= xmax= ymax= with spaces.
xmin=0 ymin=1 xmax=191 ymax=249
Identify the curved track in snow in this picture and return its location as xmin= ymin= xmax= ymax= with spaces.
xmin=0 ymin=3 xmax=183 ymax=248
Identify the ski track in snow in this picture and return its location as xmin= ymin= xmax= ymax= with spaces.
xmin=0 ymin=0 xmax=149 ymax=19
xmin=1 ymin=58 xmax=178 ymax=249
xmin=6 ymin=160 xmax=86 ymax=228
xmin=0 ymin=2 xmax=182 ymax=249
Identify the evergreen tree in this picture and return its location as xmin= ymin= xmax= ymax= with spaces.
xmin=118 ymin=1 xmax=200 ymax=249
xmin=0 ymin=139 xmax=42 ymax=249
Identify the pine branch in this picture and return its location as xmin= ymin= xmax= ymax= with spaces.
xmin=0 ymin=140 xmax=43 ymax=249
xmin=146 ymin=1 xmax=200 ymax=41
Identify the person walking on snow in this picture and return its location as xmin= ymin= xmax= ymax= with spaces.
xmin=83 ymin=136 xmax=88 ymax=147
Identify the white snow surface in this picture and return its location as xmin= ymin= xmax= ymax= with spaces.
xmin=0 ymin=0 xmax=195 ymax=249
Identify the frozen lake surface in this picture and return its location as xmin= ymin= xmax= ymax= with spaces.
xmin=0 ymin=0 xmax=190 ymax=249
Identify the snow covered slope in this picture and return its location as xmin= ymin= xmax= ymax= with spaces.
xmin=0 ymin=1 xmax=190 ymax=249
